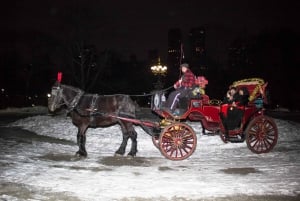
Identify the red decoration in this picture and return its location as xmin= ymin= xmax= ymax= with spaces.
xmin=57 ymin=72 xmax=62 ymax=83
xmin=196 ymin=76 xmax=208 ymax=88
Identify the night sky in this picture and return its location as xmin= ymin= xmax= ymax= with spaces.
xmin=2 ymin=0 xmax=299 ymax=60
xmin=1 ymin=0 xmax=300 ymax=108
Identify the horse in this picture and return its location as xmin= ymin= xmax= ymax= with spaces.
xmin=48 ymin=81 xmax=139 ymax=158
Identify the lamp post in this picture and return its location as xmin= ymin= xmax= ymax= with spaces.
xmin=150 ymin=57 xmax=167 ymax=89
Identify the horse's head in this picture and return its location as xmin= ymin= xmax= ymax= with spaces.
xmin=48 ymin=82 xmax=64 ymax=113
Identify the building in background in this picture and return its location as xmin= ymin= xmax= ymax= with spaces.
xmin=167 ymin=28 xmax=183 ymax=75
xmin=167 ymin=27 xmax=207 ymax=76
xmin=188 ymin=26 xmax=207 ymax=75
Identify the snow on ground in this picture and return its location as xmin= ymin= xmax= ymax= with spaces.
xmin=0 ymin=107 xmax=299 ymax=201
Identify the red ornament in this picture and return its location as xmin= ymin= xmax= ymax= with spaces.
xmin=57 ymin=72 xmax=62 ymax=83
xmin=196 ymin=76 xmax=208 ymax=88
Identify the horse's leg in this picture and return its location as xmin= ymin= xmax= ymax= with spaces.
xmin=115 ymin=121 xmax=136 ymax=156
xmin=76 ymin=125 xmax=88 ymax=157
xmin=117 ymin=121 xmax=138 ymax=157
xmin=115 ymin=132 xmax=129 ymax=157
xmin=127 ymin=126 xmax=138 ymax=157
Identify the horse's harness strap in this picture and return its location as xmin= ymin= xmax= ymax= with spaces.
xmin=88 ymin=94 xmax=99 ymax=116
xmin=69 ymin=90 xmax=84 ymax=110
xmin=91 ymin=95 xmax=99 ymax=110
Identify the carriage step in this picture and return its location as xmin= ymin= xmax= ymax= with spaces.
xmin=228 ymin=137 xmax=244 ymax=143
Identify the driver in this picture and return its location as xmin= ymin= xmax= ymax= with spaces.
xmin=164 ymin=63 xmax=196 ymax=115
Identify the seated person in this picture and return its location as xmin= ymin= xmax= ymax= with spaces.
xmin=223 ymin=86 xmax=238 ymax=104
xmin=164 ymin=63 xmax=196 ymax=115
xmin=235 ymin=87 xmax=250 ymax=106
xmin=221 ymin=87 xmax=249 ymax=138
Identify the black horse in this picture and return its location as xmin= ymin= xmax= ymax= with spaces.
xmin=48 ymin=81 xmax=139 ymax=157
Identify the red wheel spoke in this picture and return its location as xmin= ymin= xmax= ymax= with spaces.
xmin=249 ymin=135 xmax=258 ymax=144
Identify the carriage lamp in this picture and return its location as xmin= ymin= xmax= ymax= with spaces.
xmin=150 ymin=57 xmax=167 ymax=76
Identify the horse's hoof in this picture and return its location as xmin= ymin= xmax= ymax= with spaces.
xmin=127 ymin=153 xmax=136 ymax=158
xmin=126 ymin=155 xmax=134 ymax=159
xmin=114 ymin=153 xmax=124 ymax=157
xmin=75 ymin=151 xmax=87 ymax=157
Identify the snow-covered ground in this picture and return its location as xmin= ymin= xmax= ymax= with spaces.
xmin=0 ymin=107 xmax=299 ymax=201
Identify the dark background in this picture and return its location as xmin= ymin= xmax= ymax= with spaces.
xmin=0 ymin=0 xmax=299 ymax=109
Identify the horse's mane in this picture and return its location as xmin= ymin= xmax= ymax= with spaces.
xmin=61 ymin=84 xmax=84 ymax=94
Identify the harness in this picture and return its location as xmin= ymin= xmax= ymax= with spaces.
xmin=68 ymin=90 xmax=85 ymax=111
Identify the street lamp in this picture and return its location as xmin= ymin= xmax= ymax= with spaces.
xmin=150 ymin=57 xmax=167 ymax=89
xmin=150 ymin=57 xmax=167 ymax=76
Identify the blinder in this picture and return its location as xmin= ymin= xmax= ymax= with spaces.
xmin=48 ymin=86 xmax=63 ymax=112
xmin=51 ymin=86 xmax=60 ymax=97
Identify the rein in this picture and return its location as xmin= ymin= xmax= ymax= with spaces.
xmin=110 ymin=85 xmax=174 ymax=97
xmin=72 ymin=109 xmax=158 ymax=128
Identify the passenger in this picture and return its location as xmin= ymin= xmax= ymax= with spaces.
xmin=223 ymin=86 xmax=238 ymax=104
xmin=164 ymin=63 xmax=196 ymax=115
xmin=221 ymin=86 xmax=249 ymax=140
xmin=234 ymin=87 xmax=249 ymax=107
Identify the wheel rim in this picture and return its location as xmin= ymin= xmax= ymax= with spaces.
xmin=246 ymin=115 xmax=278 ymax=154
xmin=159 ymin=123 xmax=197 ymax=160
xmin=152 ymin=135 xmax=159 ymax=149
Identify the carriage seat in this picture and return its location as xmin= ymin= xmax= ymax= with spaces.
xmin=220 ymin=78 xmax=268 ymax=122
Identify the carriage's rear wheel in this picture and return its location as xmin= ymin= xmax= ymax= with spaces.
xmin=245 ymin=115 xmax=278 ymax=154
xmin=159 ymin=122 xmax=197 ymax=161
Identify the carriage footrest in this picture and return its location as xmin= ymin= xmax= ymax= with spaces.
xmin=228 ymin=136 xmax=244 ymax=143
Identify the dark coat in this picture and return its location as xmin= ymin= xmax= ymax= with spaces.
xmin=235 ymin=87 xmax=249 ymax=106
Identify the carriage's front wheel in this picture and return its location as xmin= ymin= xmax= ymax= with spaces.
xmin=152 ymin=135 xmax=159 ymax=149
xmin=159 ymin=122 xmax=197 ymax=161
xmin=245 ymin=115 xmax=278 ymax=154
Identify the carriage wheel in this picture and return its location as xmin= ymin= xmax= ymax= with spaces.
xmin=245 ymin=115 xmax=278 ymax=154
xmin=159 ymin=122 xmax=197 ymax=161
xmin=152 ymin=135 xmax=159 ymax=149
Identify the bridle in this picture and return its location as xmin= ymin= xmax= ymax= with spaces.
xmin=49 ymin=86 xmax=64 ymax=109
xmin=49 ymin=85 xmax=84 ymax=112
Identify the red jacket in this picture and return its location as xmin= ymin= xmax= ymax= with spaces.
xmin=174 ymin=69 xmax=196 ymax=89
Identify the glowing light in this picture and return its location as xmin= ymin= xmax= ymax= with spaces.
xmin=150 ymin=57 xmax=167 ymax=76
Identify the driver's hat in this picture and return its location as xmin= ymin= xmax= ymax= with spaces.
xmin=180 ymin=63 xmax=189 ymax=68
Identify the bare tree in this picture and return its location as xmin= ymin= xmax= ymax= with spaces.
xmin=67 ymin=43 xmax=98 ymax=91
